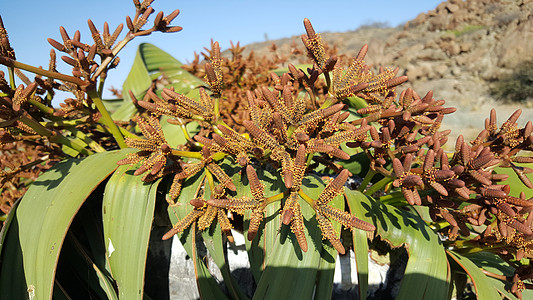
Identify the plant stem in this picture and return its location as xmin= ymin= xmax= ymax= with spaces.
xmin=450 ymin=240 xmax=506 ymax=255
xmin=173 ymin=118 xmax=202 ymax=148
xmin=430 ymin=221 xmax=451 ymax=231
xmin=265 ymin=193 xmax=285 ymax=205
xmin=29 ymin=98 xmax=55 ymax=115
xmin=97 ymin=70 xmax=107 ymax=97
xmin=364 ymin=176 xmax=392 ymax=196
xmin=305 ymin=152 xmax=314 ymax=167
xmin=212 ymin=152 xmax=227 ymax=161
xmin=298 ymin=189 xmax=315 ymax=206
xmin=358 ymin=169 xmax=376 ymax=192
xmin=286 ymin=125 xmax=296 ymax=139
xmin=214 ymin=96 xmax=220 ymax=122
xmin=0 ymin=56 xmax=86 ymax=86
xmin=68 ymin=127 xmax=106 ymax=152
xmin=378 ymin=192 xmax=409 ymax=206
xmin=306 ymin=86 xmax=318 ymax=110
xmin=20 ymin=115 xmax=92 ymax=156
xmin=171 ymin=150 xmax=202 ymax=159
xmin=324 ymin=71 xmax=331 ymax=92
xmin=7 ymin=66 xmax=15 ymax=89
xmin=42 ymin=118 xmax=89 ymax=128
xmin=205 ymin=169 xmax=215 ymax=191
xmin=92 ymin=33 xmax=134 ymax=80
xmin=91 ymin=122 xmax=138 ymax=140
xmin=86 ymin=89 xmax=126 ymax=148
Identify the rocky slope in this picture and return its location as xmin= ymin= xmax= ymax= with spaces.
xmin=243 ymin=0 xmax=533 ymax=145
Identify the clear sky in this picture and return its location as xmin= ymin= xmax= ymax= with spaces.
xmin=1 ymin=0 xmax=442 ymax=98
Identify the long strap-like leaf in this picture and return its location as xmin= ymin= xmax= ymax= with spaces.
xmin=0 ymin=149 xmax=132 ymax=300
xmin=103 ymin=164 xmax=161 ymax=299
xmin=345 ymin=189 xmax=449 ymax=300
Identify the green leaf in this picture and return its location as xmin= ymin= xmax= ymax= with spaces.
xmin=465 ymin=251 xmax=533 ymax=300
xmin=466 ymin=251 xmax=514 ymax=278
xmin=252 ymin=175 xmax=329 ymax=300
xmin=53 ymin=188 xmax=118 ymax=300
xmin=112 ymin=47 xmax=152 ymax=121
xmin=345 ymin=189 xmax=449 ymax=300
xmin=112 ymin=43 xmax=205 ymax=121
xmin=270 ymin=64 xmax=313 ymax=76
xmin=139 ymin=43 xmax=205 ymax=93
xmin=166 ymin=171 xmax=230 ymax=299
xmin=160 ymin=116 xmax=200 ymax=149
xmin=345 ymin=190 xmax=370 ymax=300
xmin=345 ymin=96 xmax=368 ymax=110
xmin=345 ymin=191 xmax=371 ymax=299
xmin=352 ymin=227 xmax=369 ymax=300
xmin=191 ymin=226 xmax=230 ymax=300
xmin=0 ymin=150 xmax=131 ymax=300
xmin=0 ymin=198 xmax=19 ymax=254
xmin=337 ymin=151 xmax=370 ymax=178
xmin=494 ymin=163 xmax=533 ymax=198
xmin=102 ymin=164 xmax=161 ymax=299
xmin=237 ymin=163 xmax=285 ymax=282
xmin=102 ymin=98 xmax=125 ymax=114
xmin=447 ymin=251 xmax=501 ymax=300
xmin=315 ymin=192 xmax=343 ymax=299
xmin=55 ymin=233 xmax=118 ymax=300
xmin=200 ymin=161 xmax=249 ymax=300
xmin=201 ymin=222 xmax=249 ymax=300
xmin=342 ymin=106 xmax=363 ymax=123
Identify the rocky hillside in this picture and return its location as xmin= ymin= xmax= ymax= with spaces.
xmin=243 ymin=0 xmax=533 ymax=144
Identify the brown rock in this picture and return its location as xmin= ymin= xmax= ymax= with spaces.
xmin=449 ymin=0 xmax=465 ymax=6
xmin=433 ymin=63 xmax=450 ymax=78
xmin=406 ymin=65 xmax=424 ymax=80
xmin=418 ymin=49 xmax=448 ymax=61
xmin=440 ymin=32 xmax=456 ymax=42
xmin=412 ymin=12 xmax=428 ymax=25
xmin=424 ymin=39 xmax=440 ymax=49
xmin=441 ymin=41 xmax=461 ymax=56
xmin=460 ymin=42 xmax=472 ymax=53
xmin=445 ymin=3 xmax=461 ymax=13
xmin=429 ymin=14 xmax=449 ymax=31
xmin=455 ymin=55 xmax=470 ymax=66
xmin=435 ymin=2 xmax=449 ymax=15
xmin=495 ymin=18 xmax=533 ymax=68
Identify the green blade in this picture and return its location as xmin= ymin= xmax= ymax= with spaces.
xmin=138 ymin=43 xmax=205 ymax=93
xmin=102 ymin=164 xmax=161 ymax=299
xmin=345 ymin=189 xmax=449 ymax=300
xmin=200 ymin=161 xmax=249 ymax=300
xmin=112 ymin=46 xmax=152 ymax=121
xmin=252 ymin=175 xmax=326 ymax=300
xmin=112 ymin=43 xmax=205 ymax=121
xmin=494 ymin=164 xmax=533 ymax=198
xmin=466 ymin=251 xmax=522 ymax=299
xmin=447 ymin=251 xmax=501 ymax=300
xmin=240 ymin=163 xmax=285 ymax=283
xmin=315 ymin=192 xmax=343 ymax=299
xmin=270 ymin=64 xmax=313 ymax=76
xmin=0 ymin=198 xmax=19 ymax=254
xmin=55 ymin=233 xmax=117 ymax=300
xmin=0 ymin=149 xmax=131 ymax=300
xmin=190 ymin=226 xmax=230 ymax=300
xmin=167 ymin=170 xmax=229 ymax=299
xmin=53 ymin=188 xmax=118 ymax=300
xmin=345 ymin=190 xmax=370 ymax=300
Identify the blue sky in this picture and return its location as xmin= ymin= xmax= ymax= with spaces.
xmin=1 ymin=0 xmax=442 ymax=98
